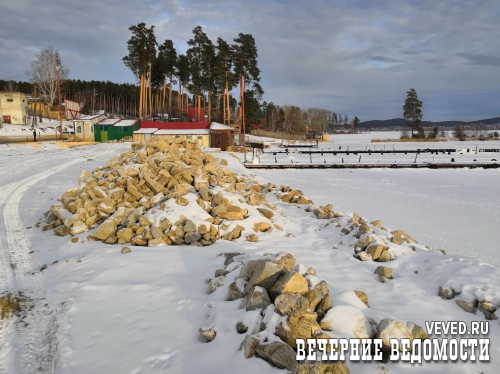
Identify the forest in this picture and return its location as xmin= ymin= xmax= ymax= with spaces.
xmin=2 ymin=24 xmax=361 ymax=134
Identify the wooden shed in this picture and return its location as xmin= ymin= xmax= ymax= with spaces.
xmin=209 ymin=122 xmax=238 ymax=150
xmin=73 ymin=114 xmax=106 ymax=141
xmin=94 ymin=118 xmax=140 ymax=142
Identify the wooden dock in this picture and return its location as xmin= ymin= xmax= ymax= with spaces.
xmin=244 ymin=162 xmax=499 ymax=170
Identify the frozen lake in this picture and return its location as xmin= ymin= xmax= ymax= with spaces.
xmin=248 ymin=133 xmax=500 ymax=265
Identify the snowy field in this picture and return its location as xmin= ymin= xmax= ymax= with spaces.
xmin=0 ymin=132 xmax=499 ymax=373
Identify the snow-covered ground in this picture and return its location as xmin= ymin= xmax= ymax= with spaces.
xmin=0 ymin=132 xmax=499 ymax=373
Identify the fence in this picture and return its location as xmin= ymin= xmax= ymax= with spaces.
xmin=0 ymin=134 xmax=69 ymax=144
xmin=250 ymin=129 xmax=305 ymax=141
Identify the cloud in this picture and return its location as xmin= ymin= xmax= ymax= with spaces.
xmin=457 ymin=53 xmax=500 ymax=66
xmin=0 ymin=0 xmax=499 ymax=121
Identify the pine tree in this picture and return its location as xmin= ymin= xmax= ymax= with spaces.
xmin=155 ymin=39 xmax=177 ymax=119
xmin=214 ymin=37 xmax=237 ymax=124
xmin=175 ymin=54 xmax=190 ymax=120
xmin=232 ymin=33 xmax=262 ymax=144
xmin=187 ymin=26 xmax=213 ymax=121
xmin=352 ymin=116 xmax=360 ymax=133
xmin=122 ymin=23 xmax=157 ymax=119
xmin=403 ymin=88 xmax=423 ymax=138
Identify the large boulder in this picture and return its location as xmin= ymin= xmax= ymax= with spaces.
xmin=274 ymin=293 xmax=309 ymax=317
xmin=366 ymin=244 xmax=388 ymax=260
xmin=255 ymin=341 xmax=297 ymax=371
xmin=93 ymin=217 xmax=116 ymax=241
xmin=246 ymin=286 xmax=272 ymax=311
xmin=275 ymin=312 xmax=320 ymax=347
xmin=320 ymin=305 xmax=374 ymax=339
xmin=269 ymin=271 xmax=308 ymax=300
xmin=376 ymin=319 xmax=413 ymax=351
xmin=244 ymin=261 xmax=283 ymax=293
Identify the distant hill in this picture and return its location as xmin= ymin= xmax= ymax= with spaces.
xmin=360 ymin=117 xmax=500 ymax=128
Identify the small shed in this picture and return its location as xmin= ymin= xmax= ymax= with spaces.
xmin=210 ymin=122 xmax=238 ymax=150
xmin=94 ymin=118 xmax=140 ymax=142
xmin=133 ymin=128 xmax=157 ymax=142
xmin=73 ymin=114 xmax=106 ymax=141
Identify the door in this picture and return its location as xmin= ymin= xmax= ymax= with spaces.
xmin=211 ymin=132 xmax=228 ymax=150
xmin=3 ymin=116 xmax=11 ymax=124
xmin=101 ymin=131 xmax=108 ymax=142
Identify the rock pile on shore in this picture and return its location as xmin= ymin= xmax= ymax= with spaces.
xmin=42 ymin=138 xmax=287 ymax=247
xmin=201 ymin=251 xmax=429 ymax=373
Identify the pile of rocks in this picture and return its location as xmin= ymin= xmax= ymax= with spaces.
xmin=348 ymin=219 xmax=417 ymax=263
xmin=439 ymin=286 xmax=499 ymax=320
xmin=42 ymin=138 xmax=281 ymax=247
xmin=202 ymin=252 xmax=429 ymax=373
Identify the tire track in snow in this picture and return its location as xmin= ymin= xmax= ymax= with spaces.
xmin=0 ymin=148 xmax=114 ymax=373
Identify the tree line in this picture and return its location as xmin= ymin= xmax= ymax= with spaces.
xmin=260 ymin=103 xmax=362 ymax=134
xmin=5 ymin=27 xmax=364 ymax=133
xmin=2 ymin=72 xmax=364 ymax=134
xmin=122 ymin=23 xmax=262 ymax=133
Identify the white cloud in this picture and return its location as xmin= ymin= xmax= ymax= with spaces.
xmin=1 ymin=0 xmax=499 ymax=120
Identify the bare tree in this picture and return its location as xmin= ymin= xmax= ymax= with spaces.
xmin=453 ymin=124 xmax=465 ymax=140
xmin=27 ymin=46 xmax=69 ymax=106
xmin=2 ymin=81 xmax=18 ymax=92
xmin=283 ymin=105 xmax=304 ymax=132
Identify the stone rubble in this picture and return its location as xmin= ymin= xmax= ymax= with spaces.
xmin=38 ymin=137 xmax=487 ymax=371
xmin=203 ymin=252 xmax=429 ymax=372
xmin=44 ymin=138 xmax=287 ymax=247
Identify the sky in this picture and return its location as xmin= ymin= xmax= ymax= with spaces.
xmin=1 ymin=0 xmax=499 ymax=122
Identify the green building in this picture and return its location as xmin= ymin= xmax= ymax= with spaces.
xmin=94 ymin=118 xmax=140 ymax=142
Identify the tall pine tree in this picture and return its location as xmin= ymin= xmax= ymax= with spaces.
xmin=403 ymin=88 xmax=423 ymax=138
xmin=122 ymin=23 xmax=157 ymax=119
xmin=232 ymin=33 xmax=262 ymax=144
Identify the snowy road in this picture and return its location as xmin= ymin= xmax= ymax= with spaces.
xmin=0 ymin=144 xmax=115 ymax=373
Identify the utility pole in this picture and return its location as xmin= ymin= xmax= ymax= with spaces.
xmin=56 ymin=53 xmax=63 ymax=140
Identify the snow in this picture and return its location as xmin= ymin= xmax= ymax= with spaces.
xmin=0 ymin=131 xmax=499 ymax=373
xmin=0 ymin=119 xmax=74 ymax=136
xmin=154 ymin=129 xmax=210 ymax=135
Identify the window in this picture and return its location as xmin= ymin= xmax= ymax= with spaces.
xmin=119 ymin=127 xmax=126 ymax=133
xmin=7 ymin=99 xmax=13 ymax=102
xmin=197 ymin=136 xmax=202 ymax=139
xmin=175 ymin=135 xmax=180 ymax=138
xmin=91 ymin=127 xmax=94 ymax=133
xmin=102 ymin=126 xmax=108 ymax=131
xmin=76 ymin=126 xmax=82 ymax=134
xmin=186 ymin=135 xmax=192 ymax=139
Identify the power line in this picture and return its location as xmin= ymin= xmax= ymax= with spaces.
xmin=1 ymin=73 xmax=28 ymax=80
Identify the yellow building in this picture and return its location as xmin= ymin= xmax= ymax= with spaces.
xmin=133 ymin=128 xmax=211 ymax=147
xmin=0 ymin=92 xmax=29 ymax=125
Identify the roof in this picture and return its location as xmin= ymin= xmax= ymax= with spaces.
xmin=134 ymin=128 xmax=157 ymax=134
xmin=116 ymin=119 xmax=139 ymax=127
xmin=210 ymin=122 xmax=238 ymax=131
xmin=140 ymin=121 xmax=211 ymax=130
xmin=75 ymin=114 xmax=106 ymax=121
xmin=97 ymin=118 xmax=121 ymax=125
xmin=154 ymin=129 xmax=210 ymax=135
